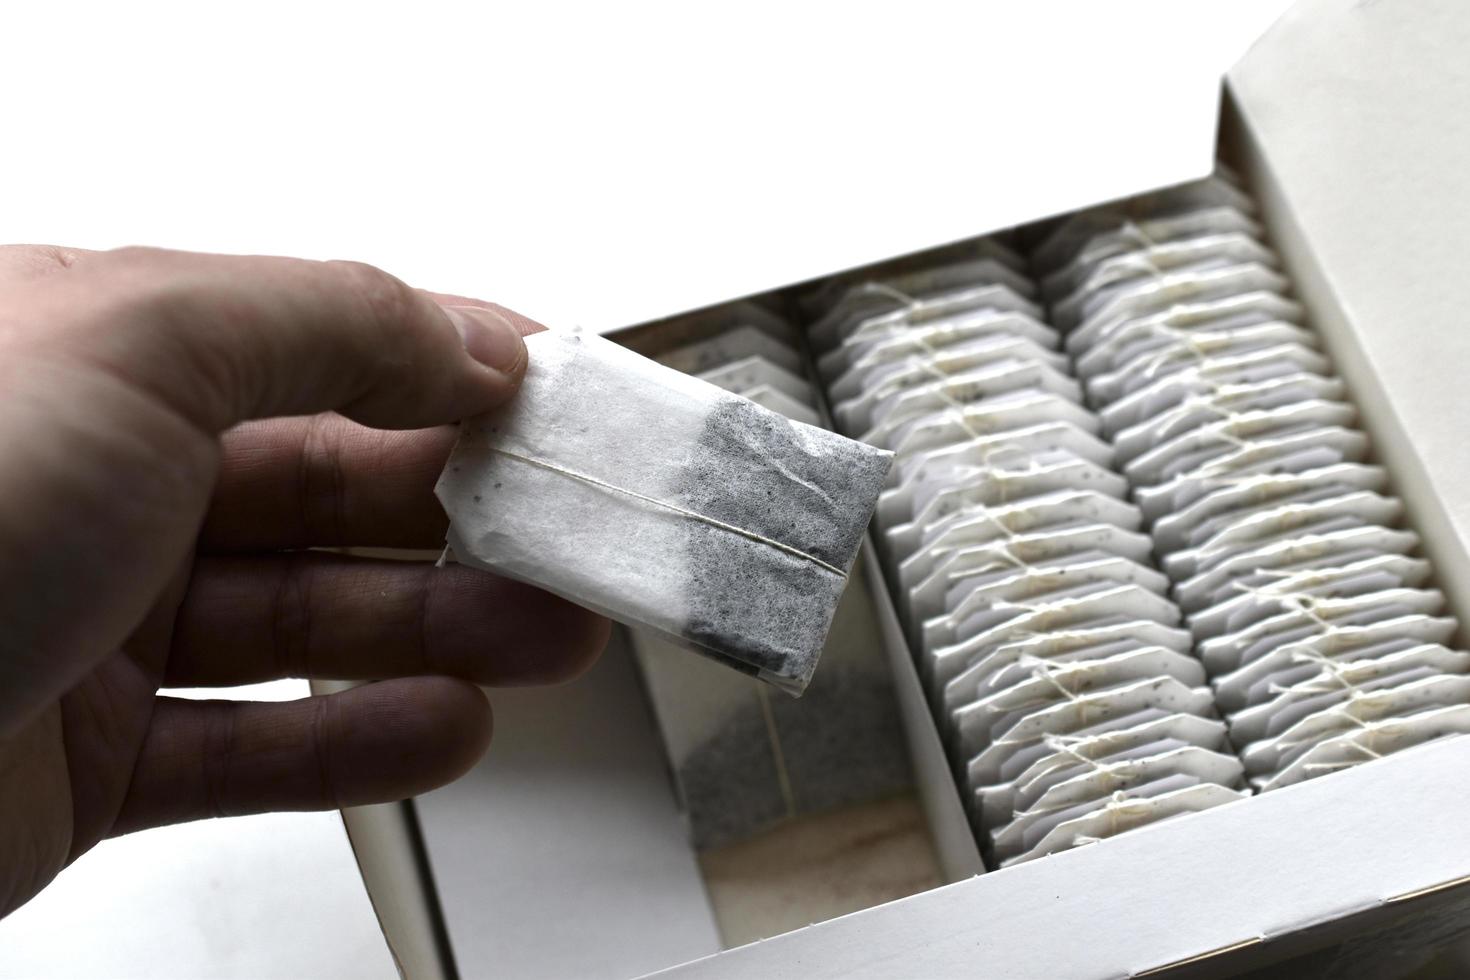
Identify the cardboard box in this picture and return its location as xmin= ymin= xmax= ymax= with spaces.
xmin=327 ymin=0 xmax=1470 ymax=975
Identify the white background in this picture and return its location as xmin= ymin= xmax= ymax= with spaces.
xmin=5 ymin=2 xmax=1289 ymax=332
xmin=0 ymin=2 xmax=1289 ymax=977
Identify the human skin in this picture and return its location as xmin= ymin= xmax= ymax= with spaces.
xmin=0 ymin=245 xmax=610 ymax=918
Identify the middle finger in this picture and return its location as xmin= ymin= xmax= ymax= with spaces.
xmin=165 ymin=553 xmax=609 ymax=688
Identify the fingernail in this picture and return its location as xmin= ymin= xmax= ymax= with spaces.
xmin=445 ymin=305 xmax=525 ymax=374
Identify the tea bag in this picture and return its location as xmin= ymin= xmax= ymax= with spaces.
xmin=1001 ymin=783 xmax=1248 ymax=867
xmin=697 ymin=355 xmax=816 ymax=407
xmin=1040 ymin=206 xmax=1264 ymax=300
xmin=657 ymin=323 xmax=805 ymax=376
xmin=438 ymin=330 xmax=892 ymax=694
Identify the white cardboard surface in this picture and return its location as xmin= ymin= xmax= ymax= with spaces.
xmin=2 ymin=2 xmax=1286 ymax=334
xmin=1228 ymin=0 xmax=1470 ymax=633
xmin=413 ymin=632 xmax=723 ymax=980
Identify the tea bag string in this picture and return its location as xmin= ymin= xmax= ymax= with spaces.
xmin=1149 ymin=379 xmax=1237 ymax=443
xmin=1302 ymin=714 xmax=1392 ymax=773
xmin=1086 ymin=297 xmax=1200 ymax=353
xmin=943 ymin=445 xmax=1042 ymax=520
xmin=1138 ymin=327 xmax=1223 ymax=381
xmin=1016 ymin=731 xmax=1112 ymax=790
xmin=1008 ymin=756 xmax=1144 ymax=824
xmin=940 ymin=504 xmax=1038 ymax=588
xmin=1066 ymin=251 xmax=1167 ymax=316
xmin=1063 ymin=220 xmax=1157 ymax=288
xmin=1072 ymin=791 xmax=1158 ymax=846
xmin=861 ymin=281 xmax=924 ymax=314
xmin=483 ymin=449 xmax=849 ymax=577
xmin=1230 ymin=579 xmax=1338 ymax=631
xmin=1277 ymin=691 xmax=1404 ymax=753
xmin=1265 ymin=646 xmax=1371 ymax=699
xmin=990 ymin=654 xmax=1097 ymax=726
xmin=1117 ymin=218 xmax=1160 ymax=251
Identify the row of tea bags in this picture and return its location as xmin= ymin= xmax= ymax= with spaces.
xmin=806 ymin=241 xmax=1247 ymax=866
xmin=627 ymin=303 xmax=911 ymax=847
xmin=1034 ymin=169 xmax=1470 ymax=793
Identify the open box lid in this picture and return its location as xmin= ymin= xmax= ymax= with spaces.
xmin=6 ymin=3 xmax=1281 ymax=333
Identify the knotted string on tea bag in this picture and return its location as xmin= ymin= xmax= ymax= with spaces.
xmin=1007 ymin=738 xmax=1149 ymax=823
xmin=1071 ymin=790 xmax=1167 ymax=847
xmin=1272 ymin=680 xmax=1403 ymax=754
xmin=989 ymin=652 xmax=1109 ymax=752
xmin=1300 ymin=714 xmax=1396 ymax=774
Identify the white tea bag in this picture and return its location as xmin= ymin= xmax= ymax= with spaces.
xmin=1163 ymin=491 xmax=1402 ymax=580
xmin=1124 ymin=402 xmax=1357 ymax=488
xmin=1151 ymin=464 xmax=1388 ymax=554
xmin=858 ymin=360 xmax=1081 ymax=436
xmin=875 ymin=391 xmax=1100 ymax=457
xmin=1188 ymin=555 xmax=1430 ymax=641
xmin=698 ymin=355 xmax=815 ymax=406
xmin=907 ymin=524 xmax=1157 ymax=621
xmin=438 ymin=331 xmax=892 ymax=694
xmin=738 ymin=385 xmax=824 ymax=428
xmin=884 ymin=454 xmax=1128 ymax=557
xmin=930 ymin=577 xmax=1169 ymax=654
xmin=1069 ymin=290 xmax=1304 ymax=361
xmin=1033 ymin=177 xmax=1258 ymax=272
xmin=1198 ymin=589 xmax=1448 ymax=675
xmin=999 ymin=745 xmax=1243 ymax=861
xmin=1133 ymin=428 xmax=1370 ymax=523
xmin=1052 ymin=233 xmax=1276 ymax=324
xmin=995 ymin=714 xmax=1229 ymax=818
xmin=1001 ymin=783 xmax=1247 ymax=866
xmin=812 ymin=284 xmax=1044 ymax=359
xmin=1175 ymin=479 xmax=1383 ymax=554
xmin=1215 ymin=629 xmax=1461 ymax=713
xmin=943 ymin=622 xmax=1195 ymax=717
xmin=1089 ymin=341 xmax=1330 ymax=407
xmin=1041 ymin=207 xmax=1264 ymax=299
xmin=972 ymin=705 xmax=1197 ymax=788
xmin=1229 ymin=666 xmax=1457 ymax=746
xmin=942 ymin=557 xmax=1170 ymax=626
xmin=1244 ymin=658 xmax=1470 ymax=773
xmin=962 ymin=675 xmax=1213 ymax=758
xmin=1256 ymin=705 xmax=1470 ymax=792
xmin=1070 ymin=263 xmax=1289 ymax=356
xmin=817 ymin=309 xmax=1059 ymax=384
xmin=809 ymin=260 xmax=1039 ymax=349
xmin=1082 ymin=320 xmax=1318 ymax=388
xmin=886 ymin=420 xmax=1114 ymax=496
xmin=1172 ymin=526 xmax=1420 ymax=613
xmin=1056 ymin=253 xmax=1278 ymax=331
xmin=830 ymin=332 xmax=1067 ymax=406
xmin=657 ymin=324 xmax=804 ymax=376
xmin=1109 ymin=373 xmax=1342 ymax=461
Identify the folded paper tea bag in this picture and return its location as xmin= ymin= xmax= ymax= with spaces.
xmin=436 ymin=329 xmax=893 ymax=694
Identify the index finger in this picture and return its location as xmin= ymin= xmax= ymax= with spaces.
xmin=32 ymin=247 xmax=534 ymax=434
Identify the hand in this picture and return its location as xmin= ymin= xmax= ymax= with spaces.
xmin=0 ymin=245 xmax=609 ymax=918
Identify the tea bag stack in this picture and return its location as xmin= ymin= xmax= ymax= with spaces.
xmin=1037 ymin=170 xmax=1470 ymax=794
xmin=630 ymin=305 xmax=912 ymax=848
xmin=809 ymin=246 xmax=1246 ymax=866
xmin=655 ymin=303 xmax=826 ymax=428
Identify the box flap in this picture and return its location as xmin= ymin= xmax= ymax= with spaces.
xmin=1227 ymin=0 xmax=1470 ymax=627
xmin=6 ymin=3 xmax=1282 ymax=332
